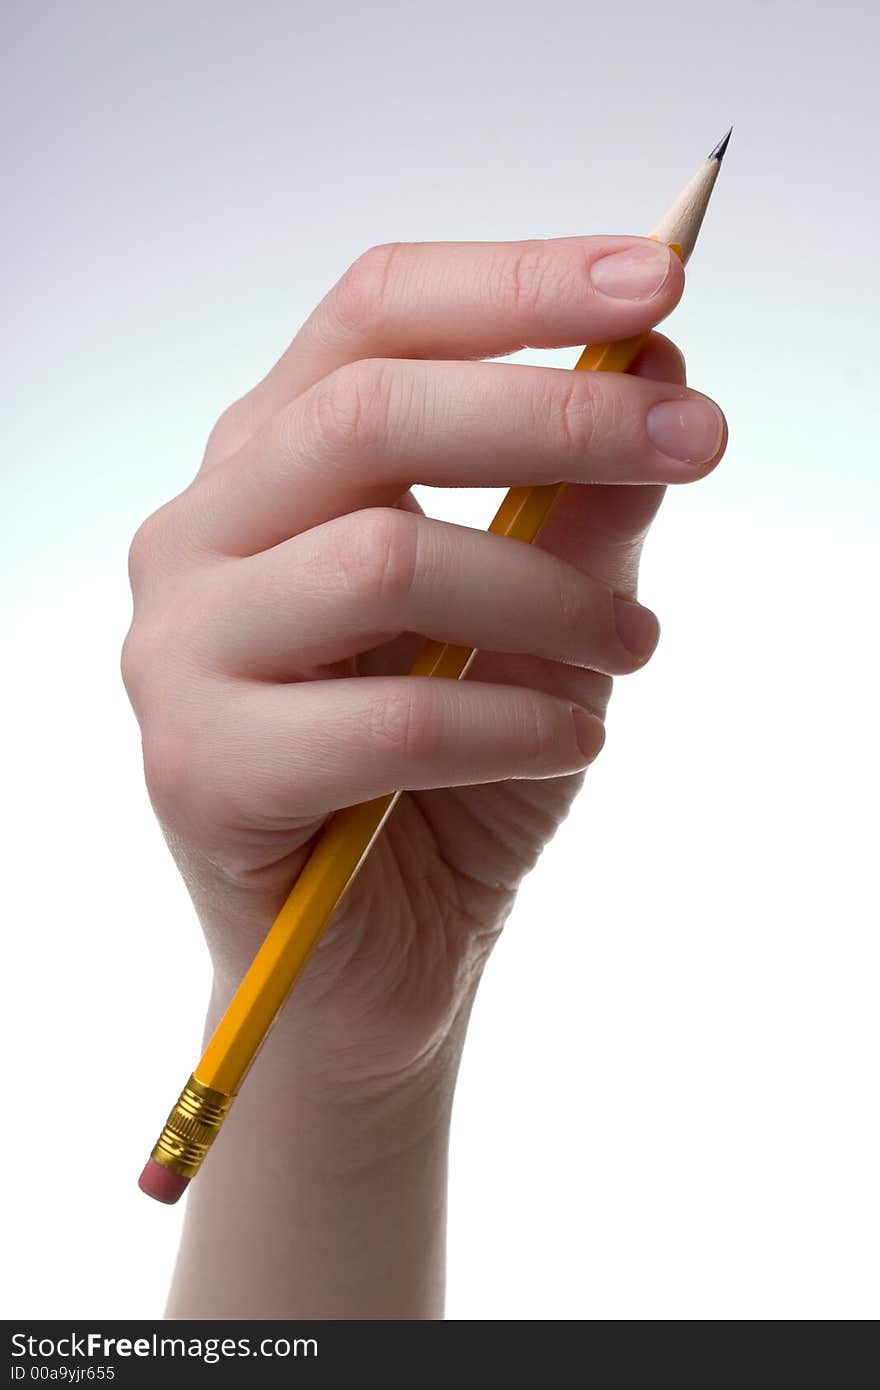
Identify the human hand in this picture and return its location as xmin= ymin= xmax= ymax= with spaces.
xmin=122 ymin=235 xmax=727 ymax=1108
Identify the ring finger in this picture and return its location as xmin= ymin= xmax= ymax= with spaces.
xmin=193 ymin=506 xmax=660 ymax=680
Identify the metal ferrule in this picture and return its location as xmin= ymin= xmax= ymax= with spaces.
xmin=150 ymin=1074 xmax=234 ymax=1178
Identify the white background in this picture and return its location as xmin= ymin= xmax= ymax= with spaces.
xmin=3 ymin=0 xmax=877 ymax=1319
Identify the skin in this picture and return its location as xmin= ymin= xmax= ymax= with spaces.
xmin=121 ymin=234 xmax=727 ymax=1318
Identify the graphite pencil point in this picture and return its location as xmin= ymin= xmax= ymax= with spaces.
xmin=708 ymin=127 xmax=733 ymax=163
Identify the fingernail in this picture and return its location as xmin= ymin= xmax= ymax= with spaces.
xmin=646 ymin=398 xmax=725 ymax=465
xmin=572 ymin=707 xmax=605 ymax=760
xmin=613 ymin=597 xmax=660 ymax=660
xmin=589 ymin=244 xmax=671 ymax=300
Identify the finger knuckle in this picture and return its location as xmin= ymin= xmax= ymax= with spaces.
xmin=311 ymin=357 xmax=394 ymax=457
xmin=141 ymin=720 xmax=242 ymax=849
xmin=120 ymin=626 xmax=150 ymax=702
xmin=372 ymin=683 xmax=438 ymax=763
xmin=140 ymin=728 xmax=196 ymax=827
xmin=341 ymin=506 xmax=418 ymax=610
xmin=203 ymin=394 xmax=257 ymax=467
xmin=127 ymin=506 xmax=174 ymax=590
xmin=524 ymin=697 xmax=565 ymax=764
xmin=555 ymin=372 xmax=604 ymax=458
xmin=332 ymin=242 xmax=403 ymax=334
xmin=496 ymin=239 xmax=547 ymax=317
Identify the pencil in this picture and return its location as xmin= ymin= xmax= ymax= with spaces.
xmin=139 ymin=128 xmax=733 ymax=1203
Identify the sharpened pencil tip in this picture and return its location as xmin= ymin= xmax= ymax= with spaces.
xmin=708 ymin=127 xmax=733 ymax=163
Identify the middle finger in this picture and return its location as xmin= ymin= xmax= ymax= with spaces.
xmin=179 ymin=356 xmax=727 ymax=557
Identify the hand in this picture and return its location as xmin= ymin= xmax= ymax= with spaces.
xmin=122 ymin=236 xmax=727 ymax=1110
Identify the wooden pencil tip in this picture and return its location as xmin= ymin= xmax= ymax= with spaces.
xmin=708 ymin=127 xmax=733 ymax=164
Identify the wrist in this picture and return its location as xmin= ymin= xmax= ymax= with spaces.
xmin=204 ymin=971 xmax=467 ymax=1174
xmin=167 ymin=976 xmax=457 ymax=1319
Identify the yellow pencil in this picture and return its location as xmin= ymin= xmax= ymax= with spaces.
xmin=140 ymin=128 xmax=732 ymax=1203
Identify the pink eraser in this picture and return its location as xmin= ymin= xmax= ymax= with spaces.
xmin=139 ymin=1158 xmax=190 ymax=1204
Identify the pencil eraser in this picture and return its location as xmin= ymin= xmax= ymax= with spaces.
xmin=139 ymin=1158 xmax=190 ymax=1204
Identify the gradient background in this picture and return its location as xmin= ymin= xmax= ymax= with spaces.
xmin=3 ymin=0 xmax=877 ymax=1319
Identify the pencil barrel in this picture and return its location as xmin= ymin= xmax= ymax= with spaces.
xmin=150 ymin=1074 xmax=235 ymax=1178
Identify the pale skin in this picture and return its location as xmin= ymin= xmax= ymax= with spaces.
xmin=122 ymin=235 xmax=728 ymax=1319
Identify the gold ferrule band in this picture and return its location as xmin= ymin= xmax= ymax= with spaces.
xmin=151 ymin=1074 xmax=235 ymax=1179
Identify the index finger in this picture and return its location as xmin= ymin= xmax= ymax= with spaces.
xmin=205 ymin=236 xmax=685 ymax=467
